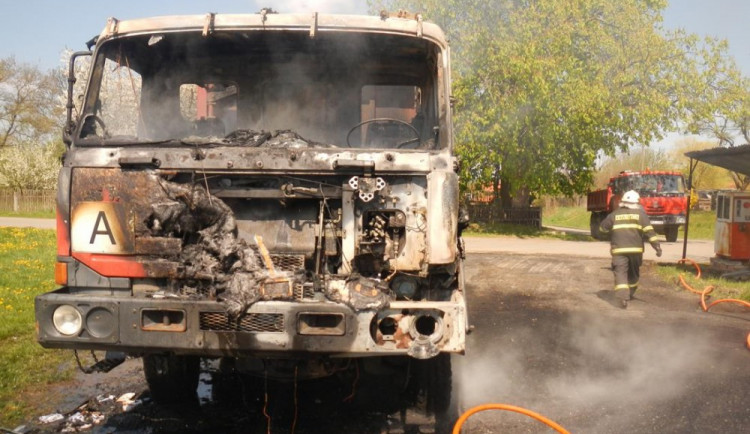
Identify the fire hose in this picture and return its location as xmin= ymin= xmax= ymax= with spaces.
xmin=452 ymin=403 xmax=570 ymax=434
xmin=677 ymin=258 xmax=750 ymax=349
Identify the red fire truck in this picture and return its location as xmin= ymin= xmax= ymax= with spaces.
xmin=588 ymin=170 xmax=688 ymax=242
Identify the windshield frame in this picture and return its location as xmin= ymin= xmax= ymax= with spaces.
xmin=74 ymin=26 xmax=452 ymax=151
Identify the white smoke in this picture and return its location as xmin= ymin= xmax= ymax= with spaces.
xmin=455 ymin=311 xmax=726 ymax=432
xmin=256 ymin=0 xmax=368 ymax=14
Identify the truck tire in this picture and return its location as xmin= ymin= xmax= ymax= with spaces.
xmin=143 ymin=354 xmax=200 ymax=405
xmin=410 ymin=354 xmax=457 ymax=434
xmin=665 ymin=226 xmax=679 ymax=242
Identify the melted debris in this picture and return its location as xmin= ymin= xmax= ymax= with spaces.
xmin=148 ymin=178 xmax=296 ymax=319
xmin=182 ymin=129 xmax=335 ymax=148
xmin=325 ymin=274 xmax=390 ymax=311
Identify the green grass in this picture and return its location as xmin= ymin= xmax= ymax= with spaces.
xmin=542 ymin=206 xmax=590 ymax=230
xmin=0 ymin=210 xmax=55 ymax=219
xmin=683 ymin=210 xmax=716 ymax=240
xmin=0 ymin=228 xmax=74 ymax=427
xmin=542 ymin=206 xmax=717 ymax=240
xmin=655 ymin=262 xmax=750 ymax=302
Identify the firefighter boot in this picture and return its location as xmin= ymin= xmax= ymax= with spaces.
xmin=629 ymin=287 xmax=637 ymax=301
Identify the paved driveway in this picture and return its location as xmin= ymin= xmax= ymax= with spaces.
xmin=465 ymin=235 xmax=715 ymax=264
xmin=0 ymin=217 xmax=55 ymax=230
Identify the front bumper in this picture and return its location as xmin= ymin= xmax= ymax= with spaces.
xmin=648 ymin=214 xmax=685 ymax=227
xmin=35 ymin=289 xmax=467 ymax=358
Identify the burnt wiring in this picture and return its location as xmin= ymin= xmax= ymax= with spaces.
xmin=405 ymin=209 xmax=427 ymax=233
xmin=317 ymin=181 xmax=349 ymax=272
xmin=342 ymin=361 xmax=360 ymax=403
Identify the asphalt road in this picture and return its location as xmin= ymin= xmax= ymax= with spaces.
xmin=457 ymin=252 xmax=749 ymax=434
xmin=464 ymin=234 xmax=715 ymax=264
xmin=0 ymin=216 xmax=55 ymax=229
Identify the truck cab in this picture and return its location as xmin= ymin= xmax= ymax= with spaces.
xmin=35 ymin=11 xmax=466 ymax=430
xmin=589 ymin=170 xmax=687 ymax=242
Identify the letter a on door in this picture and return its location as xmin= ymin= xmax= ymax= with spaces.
xmin=71 ymin=202 xmax=133 ymax=254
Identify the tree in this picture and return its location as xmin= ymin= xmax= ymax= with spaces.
xmin=595 ymin=147 xmax=675 ymax=187
xmin=680 ymin=39 xmax=750 ymax=147
xmin=370 ymin=0 xmax=748 ymax=207
xmin=0 ymin=141 xmax=61 ymax=190
xmin=0 ymin=57 xmax=64 ymax=196
xmin=667 ymin=138 xmax=735 ymax=190
xmin=0 ymin=57 xmax=63 ymax=147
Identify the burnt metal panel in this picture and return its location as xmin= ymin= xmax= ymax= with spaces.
xmin=426 ymin=171 xmax=458 ymax=264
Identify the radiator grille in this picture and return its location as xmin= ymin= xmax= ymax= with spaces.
xmin=293 ymin=283 xmax=315 ymax=299
xmin=199 ymin=312 xmax=284 ymax=333
xmin=267 ymin=253 xmax=305 ymax=272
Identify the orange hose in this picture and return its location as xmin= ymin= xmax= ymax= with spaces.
xmin=678 ymin=273 xmax=713 ymax=296
xmin=677 ymin=259 xmax=749 ymax=351
xmin=703 ymin=296 xmax=750 ymax=312
xmin=677 ymin=258 xmax=702 ymax=279
xmin=452 ymin=403 xmax=570 ymax=434
xmin=678 ymin=259 xmax=750 ymax=312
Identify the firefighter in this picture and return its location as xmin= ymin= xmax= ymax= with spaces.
xmin=599 ymin=190 xmax=662 ymax=307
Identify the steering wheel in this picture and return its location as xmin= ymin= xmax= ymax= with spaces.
xmin=83 ymin=114 xmax=109 ymax=138
xmin=346 ymin=118 xmax=421 ymax=148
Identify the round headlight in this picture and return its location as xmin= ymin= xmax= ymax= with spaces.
xmin=52 ymin=305 xmax=82 ymax=336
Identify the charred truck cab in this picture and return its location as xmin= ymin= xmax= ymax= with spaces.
xmin=35 ymin=10 xmax=466 ymax=427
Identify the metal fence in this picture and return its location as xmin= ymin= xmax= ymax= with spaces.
xmin=0 ymin=189 xmax=56 ymax=213
xmin=466 ymin=203 xmax=542 ymax=228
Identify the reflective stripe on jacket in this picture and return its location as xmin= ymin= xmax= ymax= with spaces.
xmin=599 ymin=206 xmax=660 ymax=255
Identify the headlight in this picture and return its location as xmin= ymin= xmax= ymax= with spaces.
xmin=52 ymin=305 xmax=82 ymax=336
xmin=675 ymin=216 xmax=686 ymax=224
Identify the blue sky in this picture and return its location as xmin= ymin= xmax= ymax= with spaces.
xmin=1 ymin=0 xmax=748 ymax=76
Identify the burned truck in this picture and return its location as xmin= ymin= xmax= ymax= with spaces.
xmin=35 ymin=10 xmax=466 ymax=427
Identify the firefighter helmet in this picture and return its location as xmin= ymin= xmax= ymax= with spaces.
xmin=621 ymin=190 xmax=640 ymax=205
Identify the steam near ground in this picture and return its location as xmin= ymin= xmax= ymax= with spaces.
xmin=455 ymin=311 xmax=724 ymax=432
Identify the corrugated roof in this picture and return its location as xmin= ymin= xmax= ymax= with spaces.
xmin=684 ymin=144 xmax=750 ymax=176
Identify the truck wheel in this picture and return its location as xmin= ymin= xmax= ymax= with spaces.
xmin=143 ymin=354 xmax=200 ymax=405
xmin=665 ymin=226 xmax=679 ymax=242
xmin=411 ymin=354 xmax=457 ymax=434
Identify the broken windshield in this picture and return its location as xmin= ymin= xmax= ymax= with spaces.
xmin=79 ymin=30 xmax=446 ymax=150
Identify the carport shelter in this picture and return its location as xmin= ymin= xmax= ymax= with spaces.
xmin=683 ymin=143 xmax=750 ymax=260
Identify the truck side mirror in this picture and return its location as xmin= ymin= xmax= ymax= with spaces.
xmin=63 ymin=51 xmax=92 ymax=146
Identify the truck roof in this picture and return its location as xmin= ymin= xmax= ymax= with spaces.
xmin=96 ymin=12 xmax=449 ymax=49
